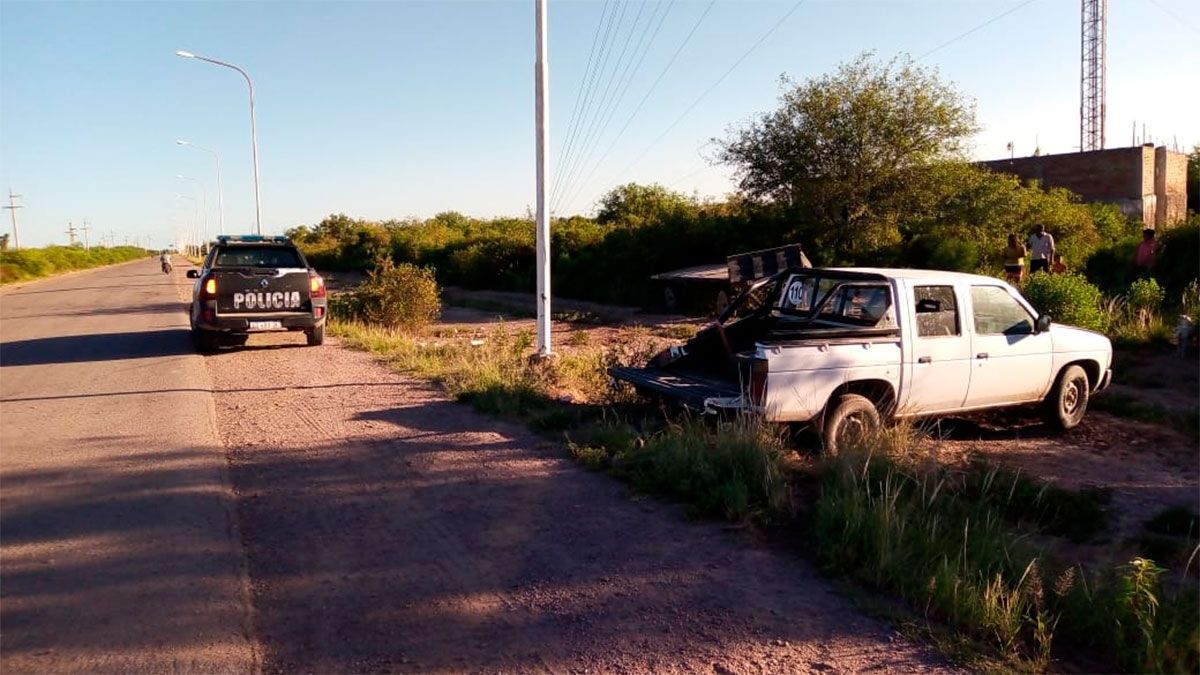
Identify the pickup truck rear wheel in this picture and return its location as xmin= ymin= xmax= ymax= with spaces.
xmin=1045 ymin=365 xmax=1090 ymax=430
xmin=822 ymin=394 xmax=881 ymax=455
xmin=306 ymin=324 xmax=325 ymax=346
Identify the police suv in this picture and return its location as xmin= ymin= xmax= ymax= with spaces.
xmin=186 ymin=235 xmax=328 ymax=352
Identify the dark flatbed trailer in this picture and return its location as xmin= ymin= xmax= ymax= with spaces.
xmin=650 ymin=244 xmax=811 ymax=315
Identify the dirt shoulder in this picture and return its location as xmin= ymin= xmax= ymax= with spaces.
xmin=202 ymin=331 xmax=956 ymax=673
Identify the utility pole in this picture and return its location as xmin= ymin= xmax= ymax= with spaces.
xmin=534 ymin=0 xmax=552 ymax=357
xmin=81 ymin=220 xmax=91 ymax=250
xmin=3 ymin=188 xmax=22 ymax=250
xmin=65 ymin=221 xmax=79 ymax=246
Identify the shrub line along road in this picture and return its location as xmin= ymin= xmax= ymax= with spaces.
xmin=0 ymin=258 xmax=955 ymax=673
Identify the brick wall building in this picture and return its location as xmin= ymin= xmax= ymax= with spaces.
xmin=980 ymin=144 xmax=1189 ymax=228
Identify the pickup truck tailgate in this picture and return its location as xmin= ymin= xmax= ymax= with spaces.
xmin=214 ymin=268 xmax=310 ymax=313
xmin=609 ymin=366 xmax=740 ymax=408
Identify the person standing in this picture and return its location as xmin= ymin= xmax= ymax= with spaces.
xmin=1051 ymin=253 xmax=1068 ymax=274
xmin=1134 ymin=228 xmax=1158 ymax=276
xmin=1027 ymin=224 xmax=1055 ymax=275
xmin=1003 ymin=233 xmax=1027 ymax=283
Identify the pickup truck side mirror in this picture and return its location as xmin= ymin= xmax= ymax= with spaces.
xmin=1035 ymin=314 xmax=1051 ymax=334
xmin=186 ymin=270 xmax=200 ymax=279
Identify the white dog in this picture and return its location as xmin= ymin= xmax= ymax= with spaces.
xmin=1176 ymin=315 xmax=1197 ymax=357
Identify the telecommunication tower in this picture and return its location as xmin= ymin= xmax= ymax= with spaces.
xmin=1080 ymin=0 xmax=1107 ymax=151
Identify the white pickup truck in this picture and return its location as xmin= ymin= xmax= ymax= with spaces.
xmin=611 ymin=268 xmax=1113 ymax=452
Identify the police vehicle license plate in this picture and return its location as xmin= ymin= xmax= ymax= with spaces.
xmin=248 ymin=320 xmax=282 ymax=331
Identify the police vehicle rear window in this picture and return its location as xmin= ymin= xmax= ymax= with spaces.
xmin=214 ymin=246 xmax=302 ymax=268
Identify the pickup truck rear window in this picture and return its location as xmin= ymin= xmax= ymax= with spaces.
xmin=914 ymin=286 xmax=960 ymax=337
xmin=214 ymin=246 xmax=303 ymax=268
xmin=817 ymin=284 xmax=893 ymax=327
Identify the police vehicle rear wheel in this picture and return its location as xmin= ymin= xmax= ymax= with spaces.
xmin=192 ymin=328 xmax=219 ymax=354
xmin=306 ymin=325 xmax=325 ymax=346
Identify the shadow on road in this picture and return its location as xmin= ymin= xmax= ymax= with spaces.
xmin=2 ymin=301 xmax=187 ymax=321
xmin=0 ymin=329 xmax=194 ymax=367
xmin=3 ymin=283 xmax=174 ymax=296
xmin=1 ymin=381 xmax=405 ymax=403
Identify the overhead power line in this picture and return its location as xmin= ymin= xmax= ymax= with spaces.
xmin=552 ymin=0 xmax=628 ymax=205
xmin=917 ymin=0 xmax=1040 ymax=60
xmin=554 ymin=0 xmax=716 ymax=212
xmin=552 ymin=0 xmax=614 ymax=204
xmin=553 ymin=0 xmax=675 ymax=213
xmin=553 ymin=0 xmax=656 ymax=208
xmin=1143 ymin=0 xmax=1199 ymax=34
xmin=566 ymin=0 xmax=807 ymax=213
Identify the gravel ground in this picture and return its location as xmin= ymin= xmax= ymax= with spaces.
xmin=200 ymin=330 xmax=956 ymax=674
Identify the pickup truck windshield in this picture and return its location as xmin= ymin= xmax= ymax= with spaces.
xmin=214 ymin=246 xmax=303 ymax=268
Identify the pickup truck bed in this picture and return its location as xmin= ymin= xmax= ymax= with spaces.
xmin=608 ymin=367 xmax=740 ymax=408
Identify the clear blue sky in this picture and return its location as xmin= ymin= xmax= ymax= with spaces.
xmin=2 ymin=0 xmax=1197 ymax=248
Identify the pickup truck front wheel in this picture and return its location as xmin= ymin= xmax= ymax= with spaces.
xmin=822 ymin=394 xmax=881 ymax=455
xmin=1045 ymin=365 xmax=1090 ymax=430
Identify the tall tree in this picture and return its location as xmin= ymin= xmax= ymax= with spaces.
xmin=718 ymin=53 xmax=978 ymax=261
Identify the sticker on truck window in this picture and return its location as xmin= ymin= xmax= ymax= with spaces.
xmin=233 ymin=291 xmax=302 ymax=310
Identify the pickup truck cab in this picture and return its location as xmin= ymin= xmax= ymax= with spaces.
xmin=611 ymin=267 xmax=1113 ymax=452
xmin=186 ymin=235 xmax=327 ymax=352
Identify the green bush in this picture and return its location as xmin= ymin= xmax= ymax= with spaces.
xmin=1155 ymin=222 xmax=1199 ymax=298
xmin=0 ymin=246 xmax=148 ymax=283
xmin=1127 ymin=278 xmax=1166 ymax=314
xmin=1084 ymin=237 xmax=1141 ymax=293
xmin=331 ymin=259 xmax=440 ymax=331
xmin=1181 ymin=280 xmax=1199 ymax=318
xmin=1021 ymin=272 xmax=1107 ymax=332
xmin=905 ymin=235 xmax=982 ymax=272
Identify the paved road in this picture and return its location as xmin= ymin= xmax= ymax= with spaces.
xmin=0 ymin=259 xmax=257 ymax=673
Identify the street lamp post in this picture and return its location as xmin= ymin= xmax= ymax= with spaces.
xmin=177 ymin=174 xmax=208 ymax=251
xmin=177 ymin=193 xmax=198 ymax=256
xmin=176 ymin=50 xmax=261 ymax=234
xmin=176 ymin=140 xmax=224 ymax=234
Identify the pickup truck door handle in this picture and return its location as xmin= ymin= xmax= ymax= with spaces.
xmin=976 ymin=352 xmax=989 ymax=360
xmin=917 ymin=356 xmax=932 ymax=364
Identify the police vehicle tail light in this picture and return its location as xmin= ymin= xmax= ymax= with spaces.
xmin=308 ymin=271 xmax=326 ymax=299
xmin=203 ymin=277 xmax=218 ymax=296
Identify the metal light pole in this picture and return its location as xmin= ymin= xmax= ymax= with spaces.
xmin=177 ymin=174 xmax=208 ymax=250
xmin=177 ymin=140 xmax=224 ymax=234
xmin=176 ymin=50 xmax=261 ymax=234
xmin=177 ymin=193 xmax=198 ymax=256
xmin=534 ymin=0 xmax=552 ymax=356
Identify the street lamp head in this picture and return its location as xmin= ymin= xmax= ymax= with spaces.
xmin=175 ymin=50 xmax=196 ymax=59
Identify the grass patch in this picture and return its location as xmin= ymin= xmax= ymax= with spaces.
xmin=961 ymin=463 xmax=1110 ymax=542
xmin=814 ymin=445 xmax=1199 ymax=672
xmin=329 ymin=319 xmax=652 ymax=426
xmin=1091 ymin=392 xmax=1200 ymax=436
xmin=653 ymin=324 xmax=699 ymax=340
xmin=1146 ymin=507 xmax=1200 ymax=538
xmin=572 ymin=415 xmax=791 ymax=522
